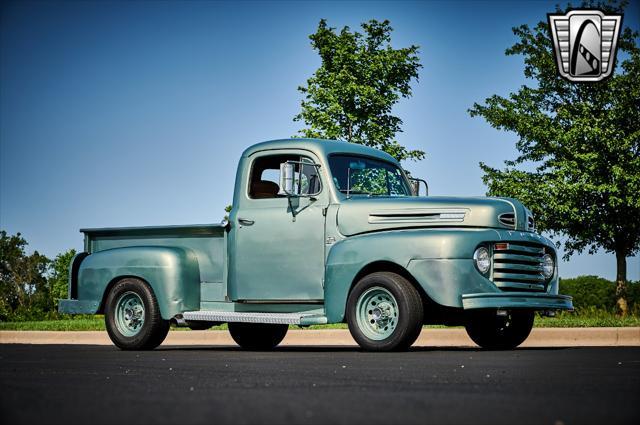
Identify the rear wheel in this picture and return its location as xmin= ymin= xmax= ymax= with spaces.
xmin=346 ymin=272 xmax=424 ymax=352
xmin=228 ymin=322 xmax=288 ymax=350
xmin=105 ymin=277 xmax=170 ymax=350
xmin=465 ymin=309 xmax=534 ymax=350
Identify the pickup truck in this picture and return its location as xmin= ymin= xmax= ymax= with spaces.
xmin=59 ymin=138 xmax=573 ymax=351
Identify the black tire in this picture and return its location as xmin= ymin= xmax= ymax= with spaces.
xmin=228 ymin=322 xmax=288 ymax=350
xmin=465 ymin=309 xmax=534 ymax=350
xmin=346 ymin=272 xmax=424 ymax=352
xmin=104 ymin=277 xmax=170 ymax=350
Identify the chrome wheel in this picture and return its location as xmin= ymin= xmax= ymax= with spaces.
xmin=115 ymin=291 xmax=145 ymax=337
xmin=347 ymin=272 xmax=424 ymax=351
xmin=356 ymin=286 xmax=399 ymax=340
xmin=105 ymin=278 xmax=170 ymax=350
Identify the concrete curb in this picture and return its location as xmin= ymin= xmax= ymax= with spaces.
xmin=1 ymin=327 xmax=639 ymax=347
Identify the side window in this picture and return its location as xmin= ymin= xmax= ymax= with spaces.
xmin=248 ymin=154 xmax=321 ymax=199
xmin=299 ymin=158 xmax=322 ymax=196
xmin=260 ymin=169 xmax=280 ymax=187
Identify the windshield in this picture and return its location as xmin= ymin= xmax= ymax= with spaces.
xmin=328 ymin=154 xmax=412 ymax=197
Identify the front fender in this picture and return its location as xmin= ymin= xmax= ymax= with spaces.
xmin=324 ymin=228 xmax=558 ymax=323
xmin=67 ymin=246 xmax=201 ymax=320
xmin=324 ymin=228 xmax=496 ymax=322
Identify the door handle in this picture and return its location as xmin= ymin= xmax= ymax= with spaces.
xmin=238 ymin=218 xmax=255 ymax=226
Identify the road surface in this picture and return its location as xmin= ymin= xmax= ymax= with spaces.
xmin=1 ymin=344 xmax=638 ymax=424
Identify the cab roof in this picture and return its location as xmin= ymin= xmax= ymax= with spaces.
xmin=241 ymin=138 xmax=399 ymax=165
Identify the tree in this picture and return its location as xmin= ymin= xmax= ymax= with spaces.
xmin=469 ymin=1 xmax=639 ymax=315
xmin=295 ymin=19 xmax=424 ymax=162
xmin=49 ymin=249 xmax=77 ymax=311
xmin=0 ymin=231 xmax=50 ymax=320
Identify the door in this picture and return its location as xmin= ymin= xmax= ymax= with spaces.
xmin=230 ymin=152 xmax=327 ymax=302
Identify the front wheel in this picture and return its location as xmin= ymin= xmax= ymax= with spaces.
xmin=228 ymin=322 xmax=288 ymax=350
xmin=465 ymin=309 xmax=534 ymax=350
xmin=105 ymin=277 xmax=170 ymax=350
xmin=346 ymin=272 xmax=424 ymax=352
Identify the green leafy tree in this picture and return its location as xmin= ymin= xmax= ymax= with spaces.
xmin=49 ymin=249 xmax=77 ymax=311
xmin=0 ymin=231 xmax=50 ymax=320
xmin=469 ymin=1 xmax=639 ymax=315
xmin=295 ymin=19 xmax=424 ymax=162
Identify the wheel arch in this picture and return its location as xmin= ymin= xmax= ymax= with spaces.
xmin=325 ymin=256 xmax=434 ymax=324
xmin=97 ymin=275 xmax=153 ymax=314
xmin=348 ymin=261 xmax=432 ymax=307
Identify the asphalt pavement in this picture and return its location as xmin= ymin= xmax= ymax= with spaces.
xmin=1 ymin=344 xmax=639 ymax=425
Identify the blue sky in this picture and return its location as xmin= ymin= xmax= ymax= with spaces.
xmin=1 ymin=0 xmax=638 ymax=280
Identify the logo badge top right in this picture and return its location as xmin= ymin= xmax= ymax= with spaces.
xmin=548 ymin=10 xmax=622 ymax=82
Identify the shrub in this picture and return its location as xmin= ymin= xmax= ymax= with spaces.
xmin=559 ymin=276 xmax=640 ymax=314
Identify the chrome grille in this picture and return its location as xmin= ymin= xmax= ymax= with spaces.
xmin=491 ymin=243 xmax=547 ymax=291
xmin=498 ymin=213 xmax=516 ymax=228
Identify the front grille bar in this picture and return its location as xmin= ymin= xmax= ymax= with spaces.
xmin=491 ymin=242 xmax=548 ymax=291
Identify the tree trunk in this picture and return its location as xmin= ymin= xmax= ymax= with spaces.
xmin=615 ymin=249 xmax=628 ymax=317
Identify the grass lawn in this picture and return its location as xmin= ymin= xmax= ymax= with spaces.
xmin=1 ymin=311 xmax=639 ymax=331
xmin=533 ymin=311 xmax=640 ymax=327
xmin=0 ymin=316 xmax=107 ymax=331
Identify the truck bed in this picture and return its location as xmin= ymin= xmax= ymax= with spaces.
xmin=81 ymin=223 xmax=226 ymax=285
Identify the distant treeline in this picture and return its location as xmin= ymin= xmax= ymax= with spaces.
xmin=560 ymin=276 xmax=640 ymax=315
xmin=1 ymin=231 xmax=76 ymax=322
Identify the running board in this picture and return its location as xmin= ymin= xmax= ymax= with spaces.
xmin=182 ymin=311 xmax=328 ymax=326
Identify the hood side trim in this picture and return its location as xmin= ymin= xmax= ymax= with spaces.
xmin=369 ymin=208 xmax=468 ymax=224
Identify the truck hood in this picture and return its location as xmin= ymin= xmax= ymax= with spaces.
xmin=336 ymin=196 xmax=532 ymax=236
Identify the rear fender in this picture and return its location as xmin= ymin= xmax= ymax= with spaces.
xmin=76 ymin=246 xmax=201 ymax=320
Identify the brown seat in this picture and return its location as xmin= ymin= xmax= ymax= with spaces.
xmin=251 ymin=180 xmax=280 ymax=199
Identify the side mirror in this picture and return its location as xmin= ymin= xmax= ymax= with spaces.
xmin=409 ymin=177 xmax=429 ymax=196
xmin=279 ymin=162 xmax=297 ymax=196
xmin=279 ymin=160 xmax=322 ymax=197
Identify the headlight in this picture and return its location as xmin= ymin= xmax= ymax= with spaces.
xmin=542 ymin=254 xmax=554 ymax=279
xmin=473 ymin=247 xmax=490 ymax=274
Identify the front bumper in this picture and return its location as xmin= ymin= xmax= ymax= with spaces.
xmin=462 ymin=292 xmax=573 ymax=311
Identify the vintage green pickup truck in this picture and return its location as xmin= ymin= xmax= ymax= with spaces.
xmin=60 ymin=139 xmax=573 ymax=351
